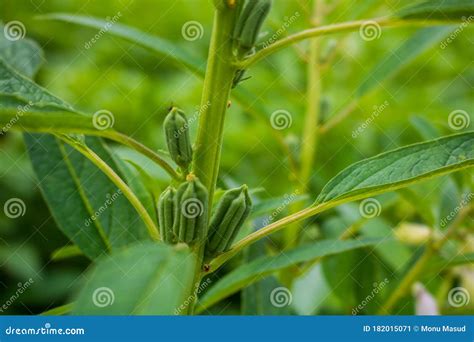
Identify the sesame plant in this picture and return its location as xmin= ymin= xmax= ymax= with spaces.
xmin=0 ymin=0 xmax=473 ymax=316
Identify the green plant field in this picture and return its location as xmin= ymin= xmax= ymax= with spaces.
xmin=0 ymin=0 xmax=473 ymax=316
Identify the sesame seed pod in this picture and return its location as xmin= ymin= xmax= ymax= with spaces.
xmin=238 ymin=0 xmax=271 ymax=52
xmin=164 ymin=107 xmax=193 ymax=170
xmin=157 ymin=187 xmax=177 ymax=244
xmin=173 ymin=176 xmax=209 ymax=245
xmin=206 ymin=185 xmax=252 ymax=257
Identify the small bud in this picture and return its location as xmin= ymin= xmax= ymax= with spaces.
xmin=395 ymin=223 xmax=432 ymax=245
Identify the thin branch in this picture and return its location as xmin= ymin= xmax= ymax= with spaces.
xmin=238 ymin=18 xmax=444 ymax=69
xmin=57 ymin=134 xmax=161 ymax=241
xmin=102 ymin=131 xmax=182 ymax=180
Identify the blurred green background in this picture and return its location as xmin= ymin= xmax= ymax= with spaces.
xmin=0 ymin=0 xmax=472 ymax=315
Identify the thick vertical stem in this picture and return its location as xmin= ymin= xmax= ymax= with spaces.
xmin=188 ymin=2 xmax=238 ymax=314
xmin=193 ymin=8 xmax=238 ymax=197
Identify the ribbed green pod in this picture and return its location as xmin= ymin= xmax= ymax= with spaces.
xmin=163 ymin=107 xmax=193 ymax=170
xmin=205 ymin=185 xmax=252 ymax=257
xmin=173 ymin=176 xmax=209 ymax=245
xmin=157 ymin=187 xmax=177 ymax=244
xmin=235 ymin=0 xmax=272 ymax=53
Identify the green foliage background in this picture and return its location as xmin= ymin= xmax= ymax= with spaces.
xmin=0 ymin=0 xmax=472 ymax=315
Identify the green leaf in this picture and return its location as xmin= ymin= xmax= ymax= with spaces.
xmin=315 ymin=132 xmax=474 ymax=204
xmin=0 ymin=58 xmax=71 ymax=109
xmin=73 ymin=242 xmax=196 ymax=315
xmin=0 ymin=24 xmax=43 ymax=78
xmin=26 ymin=134 xmax=150 ymax=259
xmin=39 ymin=13 xmax=206 ymax=76
xmin=397 ymin=0 xmax=474 ymax=21
xmin=356 ymin=26 xmax=453 ymax=98
xmin=197 ymin=238 xmax=382 ymax=312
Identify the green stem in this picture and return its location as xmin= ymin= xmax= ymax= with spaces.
xmin=238 ymin=18 xmax=440 ymax=68
xmin=285 ymin=0 xmax=323 ymax=250
xmin=57 ymin=134 xmax=161 ymax=241
xmin=188 ymin=2 xmax=239 ymax=314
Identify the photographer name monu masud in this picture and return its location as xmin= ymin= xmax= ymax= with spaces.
xmin=421 ymin=325 xmax=466 ymax=333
